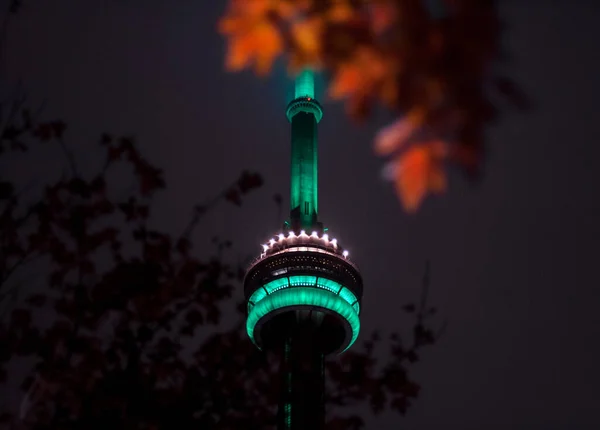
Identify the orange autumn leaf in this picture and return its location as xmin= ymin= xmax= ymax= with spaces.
xmin=290 ymin=16 xmax=323 ymax=67
xmin=219 ymin=0 xmax=285 ymax=76
xmin=224 ymin=25 xmax=283 ymax=75
xmin=328 ymin=47 xmax=389 ymax=100
xmin=234 ymin=0 xmax=271 ymax=18
xmin=218 ymin=15 xmax=242 ymax=34
xmin=369 ymin=1 xmax=397 ymax=34
xmin=396 ymin=148 xmax=428 ymax=211
xmin=328 ymin=0 xmax=355 ymax=23
xmin=226 ymin=33 xmax=256 ymax=71
xmin=428 ymin=163 xmax=447 ymax=192
xmin=221 ymin=0 xmax=301 ymax=21
xmin=427 ymin=140 xmax=449 ymax=192
xmin=374 ymin=108 xmax=427 ymax=155
xmin=328 ymin=63 xmax=362 ymax=99
xmin=380 ymin=75 xmax=399 ymax=107
xmin=276 ymin=0 xmax=298 ymax=19
xmin=253 ymin=23 xmax=284 ymax=75
xmin=218 ymin=0 xmax=510 ymax=212
xmin=393 ymin=142 xmax=448 ymax=212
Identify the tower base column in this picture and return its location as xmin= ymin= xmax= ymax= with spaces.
xmin=277 ymin=319 xmax=325 ymax=430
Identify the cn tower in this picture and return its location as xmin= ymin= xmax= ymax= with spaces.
xmin=244 ymin=70 xmax=363 ymax=429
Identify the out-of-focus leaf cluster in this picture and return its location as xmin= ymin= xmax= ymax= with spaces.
xmin=219 ymin=0 xmax=528 ymax=211
xmin=0 ymin=92 xmax=438 ymax=430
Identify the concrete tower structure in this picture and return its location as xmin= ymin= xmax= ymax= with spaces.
xmin=243 ymin=70 xmax=363 ymax=429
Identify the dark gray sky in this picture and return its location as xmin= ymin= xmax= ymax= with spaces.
xmin=3 ymin=1 xmax=600 ymax=429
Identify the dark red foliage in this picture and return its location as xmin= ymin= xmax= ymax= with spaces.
xmin=0 ymin=103 xmax=438 ymax=430
xmin=237 ymin=170 xmax=264 ymax=194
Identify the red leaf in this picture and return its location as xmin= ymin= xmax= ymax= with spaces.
xmin=225 ymin=188 xmax=242 ymax=206
xmin=393 ymin=141 xmax=447 ymax=212
xmin=176 ymin=238 xmax=191 ymax=256
xmin=26 ymin=294 xmax=47 ymax=307
xmin=10 ymin=309 xmax=31 ymax=328
xmin=107 ymin=145 xmax=123 ymax=161
xmin=185 ymin=309 xmax=204 ymax=325
xmin=33 ymin=123 xmax=53 ymax=141
xmin=100 ymin=133 xmax=112 ymax=145
xmin=51 ymin=121 xmax=67 ymax=138
xmin=237 ymin=171 xmax=263 ymax=194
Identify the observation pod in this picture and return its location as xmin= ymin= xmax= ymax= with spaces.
xmin=244 ymin=229 xmax=363 ymax=355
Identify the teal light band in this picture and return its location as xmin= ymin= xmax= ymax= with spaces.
xmin=249 ymin=276 xmax=360 ymax=313
xmin=289 ymin=275 xmax=317 ymax=287
xmin=249 ymin=286 xmax=267 ymax=304
xmin=247 ymin=286 xmax=360 ymax=354
xmin=264 ymin=277 xmax=289 ymax=293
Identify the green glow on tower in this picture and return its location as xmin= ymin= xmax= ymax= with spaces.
xmin=248 ymin=275 xmax=360 ymax=313
xmin=247 ymin=274 xmax=361 ymax=353
xmin=295 ymin=69 xmax=315 ymax=99
xmin=242 ymin=63 xmax=364 ymax=429
xmin=288 ymin=69 xmax=320 ymax=228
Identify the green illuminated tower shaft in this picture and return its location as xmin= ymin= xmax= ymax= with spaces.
xmin=287 ymin=70 xmax=323 ymax=230
xmin=276 ymin=319 xmax=325 ymax=429
xmin=245 ymin=69 xmax=362 ymax=430
xmin=279 ymin=70 xmax=326 ymax=429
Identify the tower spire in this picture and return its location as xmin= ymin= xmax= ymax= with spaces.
xmin=286 ymin=69 xmax=323 ymax=231
xmin=295 ymin=68 xmax=315 ymax=99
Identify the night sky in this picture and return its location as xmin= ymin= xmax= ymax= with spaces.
xmin=3 ymin=1 xmax=600 ymax=429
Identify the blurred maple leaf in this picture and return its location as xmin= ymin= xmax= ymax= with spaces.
xmin=327 ymin=0 xmax=355 ymax=24
xmin=219 ymin=0 xmax=289 ymax=75
xmin=328 ymin=46 xmax=397 ymax=116
xmin=219 ymin=0 xmax=528 ymax=212
xmin=368 ymin=0 xmax=397 ymax=34
xmin=0 ymin=100 xmax=439 ymax=428
xmin=290 ymin=16 xmax=323 ymax=70
xmin=391 ymin=141 xmax=448 ymax=212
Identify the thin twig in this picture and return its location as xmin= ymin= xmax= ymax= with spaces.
xmin=0 ymin=251 xmax=37 ymax=290
xmin=416 ymin=259 xmax=430 ymax=325
xmin=0 ymin=82 xmax=26 ymax=141
xmin=0 ymin=0 xmax=15 ymax=72
xmin=180 ymin=187 xmax=230 ymax=240
xmin=56 ymin=137 xmax=78 ymax=178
